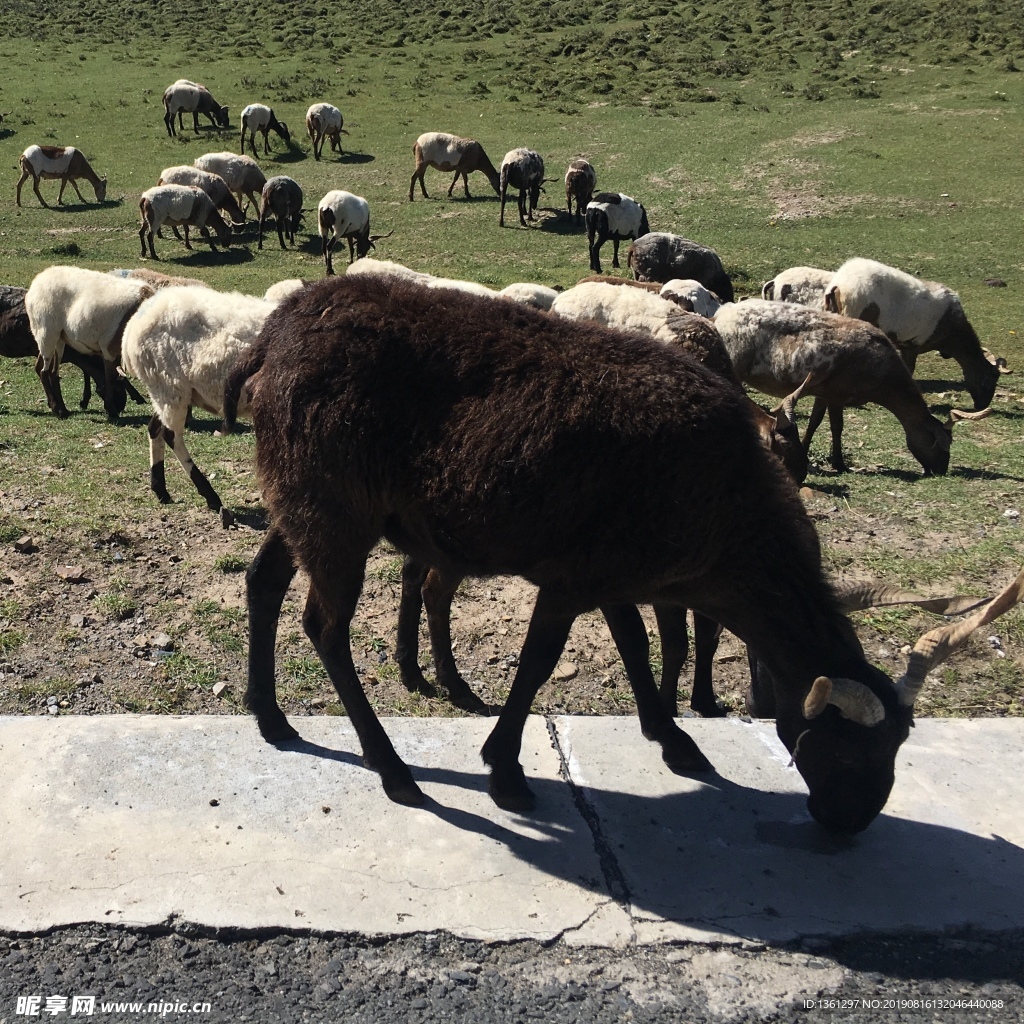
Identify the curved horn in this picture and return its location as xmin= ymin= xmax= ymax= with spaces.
xmin=771 ymin=371 xmax=814 ymax=432
xmin=368 ymin=228 xmax=395 ymax=243
xmin=947 ymin=407 xmax=992 ymax=425
xmin=836 ymin=581 xmax=990 ymax=616
xmin=898 ymin=564 xmax=1024 ymax=707
xmin=802 ymin=676 xmax=886 ymax=726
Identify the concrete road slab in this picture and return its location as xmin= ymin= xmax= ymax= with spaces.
xmin=554 ymin=716 xmax=1024 ymax=944
xmin=0 ymin=715 xmax=631 ymax=944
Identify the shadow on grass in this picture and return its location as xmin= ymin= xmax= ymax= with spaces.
xmin=535 ymin=208 xmax=587 ymax=236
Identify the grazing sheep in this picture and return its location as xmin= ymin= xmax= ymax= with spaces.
xmin=499 ymin=148 xmax=547 ymax=227
xmin=762 ymin=266 xmax=832 ymax=306
xmin=409 ymin=132 xmax=501 ymax=201
xmin=25 ymin=267 xmax=152 ymax=420
xmin=258 ymin=176 xmax=304 ymax=250
xmin=157 ymin=165 xmax=245 ymax=227
xmin=231 ymin=275 xmax=1013 ymax=834
xmin=139 ymin=185 xmax=233 ymax=260
xmin=263 ymin=279 xmax=308 ymax=303
xmin=305 ymin=103 xmax=348 ymax=160
xmin=714 ymin=299 xmax=953 ymax=475
xmin=586 ymin=193 xmax=650 ymax=274
xmin=318 ymin=190 xmax=391 ymax=275
xmin=162 ymin=80 xmax=229 ymax=136
xmin=240 ymin=103 xmax=291 ymax=157
xmin=16 ymin=146 xmax=107 ymax=207
xmin=193 ymin=152 xmax=267 ymax=215
xmin=1 ymin=284 xmax=120 ymax=413
xmin=627 ymin=233 xmax=734 ymax=302
xmin=824 ymin=257 xmax=1005 ymax=410
xmin=565 ymin=158 xmax=597 ymax=219
xmin=120 ymin=286 xmax=276 ymax=519
xmin=659 ymin=279 xmax=724 ymax=318
xmin=498 ymin=283 xmax=559 ymax=310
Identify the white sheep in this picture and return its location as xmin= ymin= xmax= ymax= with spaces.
xmin=162 ymin=80 xmax=229 ymax=136
xmin=306 ymin=103 xmax=348 ymax=160
xmin=157 ymin=165 xmax=245 ymax=226
xmin=139 ymin=185 xmax=233 ymax=260
xmin=25 ymin=266 xmax=152 ymax=420
xmin=824 ymin=257 xmax=1003 ymax=410
xmin=319 ymin=190 xmax=391 ymax=274
xmin=498 ymin=283 xmax=559 ymax=310
xmin=193 ymin=152 xmax=267 ymax=215
xmin=120 ymin=286 xmax=277 ymax=521
xmin=16 ymin=145 xmax=107 ymax=207
xmin=345 ymin=258 xmax=434 ymax=284
xmin=659 ymin=279 xmax=723 ymax=318
xmin=239 ymin=103 xmax=291 ymax=157
xmin=262 ymin=279 xmax=308 ymax=303
xmin=761 ymin=266 xmax=833 ymax=306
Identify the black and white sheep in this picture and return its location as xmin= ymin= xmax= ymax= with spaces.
xmin=824 ymin=257 xmax=1006 ymax=411
xmin=193 ymin=152 xmax=267 ymax=216
xmin=120 ymin=286 xmax=277 ymax=519
xmin=16 ymin=146 xmax=107 ymax=207
xmin=305 ymin=103 xmax=348 ymax=160
xmin=658 ymin=279 xmax=724 ymax=318
xmin=157 ymin=165 xmax=246 ymax=227
xmin=565 ymin=158 xmax=597 ymax=219
xmin=162 ymin=80 xmax=229 ymax=137
xmin=499 ymin=148 xmax=547 ymax=228
xmin=713 ymin=298 xmax=953 ymax=475
xmin=409 ymin=132 xmax=501 ymax=201
xmin=586 ymin=193 xmax=650 ymax=274
xmin=139 ymin=185 xmax=233 ymax=260
xmin=229 ymin=275 xmax=1021 ymax=834
xmin=626 ymin=233 xmax=734 ymax=302
xmin=258 ymin=176 xmax=304 ymax=250
xmin=761 ymin=266 xmax=832 ymax=306
xmin=240 ymin=103 xmax=291 ymax=157
xmin=25 ymin=266 xmax=152 ymax=421
xmin=318 ymin=190 xmax=391 ymax=274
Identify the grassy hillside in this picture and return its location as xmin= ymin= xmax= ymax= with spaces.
xmin=0 ymin=1 xmax=1021 ymax=717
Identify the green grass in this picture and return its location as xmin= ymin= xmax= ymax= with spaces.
xmin=0 ymin=0 xmax=1021 ymax=701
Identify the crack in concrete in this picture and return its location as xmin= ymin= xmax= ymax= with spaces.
xmin=545 ymin=717 xmax=636 ymax=942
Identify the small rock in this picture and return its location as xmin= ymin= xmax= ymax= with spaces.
xmin=69 ymin=614 xmax=87 ymax=628
xmin=212 ymin=681 xmax=229 ymax=697
xmin=14 ymin=536 xmax=38 ymax=554
xmin=984 ymin=278 xmax=1007 ymax=287
xmin=55 ymin=565 xmax=86 ymax=582
xmin=48 ymin=705 xmax=58 ymax=716
xmin=1004 ymin=508 xmax=1020 ymax=520
xmin=553 ymin=661 xmax=578 ymax=682
xmin=151 ymin=632 xmax=174 ymax=651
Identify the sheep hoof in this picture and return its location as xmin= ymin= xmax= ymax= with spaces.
xmin=220 ymin=507 xmax=236 ymax=529
xmin=487 ymin=765 xmax=536 ymax=812
xmin=257 ymin=711 xmax=300 ymax=743
xmin=691 ymin=699 xmax=729 ymax=719
xmin=380 ymin=770 xmax=426 ymax=807
xmin=446 ymin=685 xmax=490 ymax=717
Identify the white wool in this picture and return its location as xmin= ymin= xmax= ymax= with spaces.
xmin=263 ymin=279 xmax=306 ymax=303
xmin=158 ymin=165 xmax=231 ymax=203
xmin=25 ymin=266 xmax=150 ymax=368
xmin=425 ymin=278 xmax=497 ymax=298
xmin=241 ymin=103 xmax=273 ymax=133
xmin=193 ymin=152 xmax=266 ymax=199
xmin=587 ymin=194 xmax=645 ymax=236
xmin=306 ymin=103 xmax=342 ymax=133
xmin=498 ymin=283 xmax=559 ymax=310
xmin=345 ymin=258 xmax=433 ymax=283
xmin=414 ymin=132 xmax=472 ymax=170
xmin=659 ymin=279 xmax=722 ymax=318
xmin=761 ymin=266 xmax=833 ymax=306
xmin=551 ymin=282 xmax=682 ymax=346
xmin=825 ymin=258 xmax=952 ymax=344
xmin=318 ymin=190 xmax=370 ymax=235
xmin=21 ymin=145 xmax=75 ymax=175
xmin=141 ymin=185 xmax=218 ymax=229
xmin=163 ymin=82 xmax=205 ymax=117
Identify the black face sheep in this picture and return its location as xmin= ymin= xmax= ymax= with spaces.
xmin=824 ymin=257 xmax=1006 ymax=411
xmin=240 ymin=103 xmax=291 ymax=158
xmin=25 ymin=267 xmax=152 ymax=421
xmin=499 ymin=148 xmax=548 ymax=228
xmin=258 ymin=176 xmax=304 ymax=251
xmin=139 ymin=186 xmax=233 ymax=260
xmin=409 ymin=132 xmax=501 ymax=201
xmin=627 ymin=233 xmax=734 ymax=303
xmin=586 ymin=193 xmax=650 ymax=274
xmin=305 ymin=103 xmax=348 ymax=160
xmin=565 ymin=158 xmax=597 ymax=219
xmin=16 ymin=146 xmax=107 ymax=207
xmin=318 ymin=190 xmax=392 ymax=275
xmin=226 ymin=274 xmax=1009 ymax=835
xmin=162 ymin=80 xmax=229 ymax=137
xmin=714 ymin=298 xmax=953 ymax=475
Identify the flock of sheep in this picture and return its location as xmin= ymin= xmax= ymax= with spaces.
xmin=2 ymin=77 xmax=1020 ymax=832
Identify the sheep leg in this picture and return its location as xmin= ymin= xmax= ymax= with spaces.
xmin=35 ymin=353 xmax=69 ymax=419
xmin=245 ymin=527 xmax=300 ymax=742
xmin=198 ymin=224 xmax=217 ymax=252
xmin=147 ymin=414 xmax=173 ymax=504
xmin=601 ymin=603 xmax=713 ymax=774
xmin=322 ymin=234 xmax=335 ymax=276
xmin=15 ymin=169 xmax=30 ymax=207
xmin=394 ymin=557 xmax=438 ymax=697
xmin=68 ymin=178 xmax=87 ymax=204
xmin=276 ymin=219 xmax=287 ymax=250
xmin=422 ymin=567 xmax=489 ymax=714
xmin=31 ymin=175 xmax=49 ymax=208
xmin=182 ymin=224 xmax=193 ymax=251
xmin=79 ymin=368 xmax=92 ymax=410
xmin=611 ymin=238 xmax=621 ymax=268
xmin=518 ymin=191 xmax=528 ymax=227
xmin=802 ymin=395 xmax=828 ymax=452
xmin=410 ymin=169 xmax=429 ymax=201
xmin=303 ymin=579 xmax=424 ymax=806
xmin=100 ymin=357 xmax=126 ymax=421
xmin=827 ymin=404 xmax=847 ymax=472
xmin=690 ymin=611 xmax=728 ymax=717
xmin=191 ymin=111 xmax=201 ymax=134
xmin=160 ymin=405 xmax=224 ymax=512
xmin=481 ymin=588 xmax=575 ymax=811
xmin=654 ymin=603 xmax=689 ymax=716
